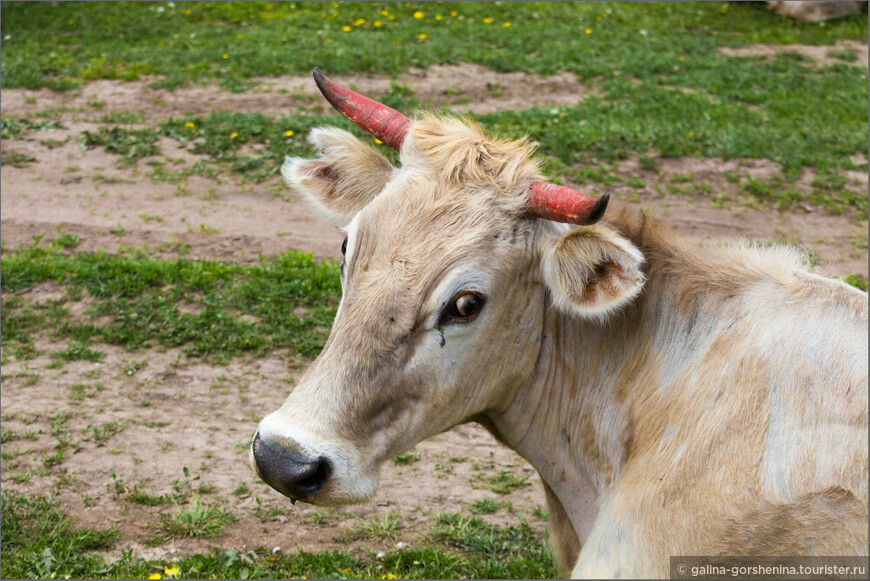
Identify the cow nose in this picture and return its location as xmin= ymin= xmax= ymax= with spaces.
xmin=252 ymin=432 xmax=332 ymax=501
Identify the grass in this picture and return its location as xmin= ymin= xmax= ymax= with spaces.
xmin=0 ymin=2 xmax=865 ymax=181
xmin=1 ymin=2 xmax=866 ymax=92
xmin=1 ymin=490 xmax=556 ymax=579
xmin=0 ymin=491 xmax=118 ymax=579
xmin=157 ymin=496 xmax=238 ymax=539
xmin=1 ymin=240 xmax=341 ymax=362
xmin=337 ymin=511 xmax=404 ymax=543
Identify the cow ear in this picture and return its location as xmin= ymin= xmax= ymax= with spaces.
xmin=541 ymin=224 xmax=645 ymax=320
xmin=282 ymin=127 xmax=394 ymax=225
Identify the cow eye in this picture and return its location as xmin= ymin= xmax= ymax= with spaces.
xmin=341 ymin=236 xmax=348 ymax=256
xmin=445 ymin=291 xmax=485 ymax=323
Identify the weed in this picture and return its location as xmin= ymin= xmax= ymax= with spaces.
xmin=82 ymin=420 xmax=128 ymax=447
xmin=97 ymin=111 xmax=145 ymax=125
xmin=844 ymin=274 xmax=869 ymax=291
xmin=302 ymin=509 xmax=344 ymax=526
xmin=82 ymin=126 xmax=160 ymax=165
xmin=232 ymin=483 xmax=250 ymax=496
xmin=54 ymin=341 xmax=104 ymax=362
xmin=392 ymin=450 xmax=420 ymax=466
xmin=474 ymin=469 xmax=531 ymax=495
xmin=471 ymin=498 xmax=500 ymax=515
xmin=533 ymin=506 xmax=549 ymax=519
xmin=338 ymin=512 xmax=403 ymax=543
xmin=0 ymin=491 xmax=117 ymax=579
xmin=158 ymin=495 xmax=237 ymax=539
xmin=1 ymin=149 xmax=37 ymax=167
xmin=39 ymin=138 xmax=66 ymax=149
xmin=123 ymin=359 xmax=146 ymax=376
xmin=253 ymin=497 xmax=289 ymax=523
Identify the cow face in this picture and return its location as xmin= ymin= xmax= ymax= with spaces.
xmin=251 ymin=114 xmax=645 ymax=506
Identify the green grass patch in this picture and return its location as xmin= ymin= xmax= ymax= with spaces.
xmin=0 ymin=149 xmax=37 ymax=167
xmin=392 ymin=449 xmax=420 ymax=466
xmin=82 ymin=126 xmax=161 ymax=166
xmin=1 ymin=2 xmax=866 ymax=91
xmin=430 ymin=513 xmax=556 ymax=579
xmin=1 ymin=241 xmax=341 ymax=361
xmin=157 ymin=496 xmax=238 ymax=539
xmin=1 ymin=490 xmax=555 ymax=579
xmin=844 ymin=274 xmax=869 ymax=291
xmin=0 ymin=491 xmax=117 ymax=579
xmin=1 ymin=3 xmax=865 ymax=179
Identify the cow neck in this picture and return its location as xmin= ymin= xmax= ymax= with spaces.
xmin=484 ymin=288 xmax=650 ymax=545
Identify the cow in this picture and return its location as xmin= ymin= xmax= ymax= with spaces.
xmin=251 ymin=68 xmax=868 ymax=578
xmin=767 ymin=1 xmax=867 ymax=23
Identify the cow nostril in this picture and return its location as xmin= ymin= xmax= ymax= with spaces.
xmin=297 ymin=457 xmax=332 ymax=492
xmin=252 ymin=432 xmax=332 ymax=502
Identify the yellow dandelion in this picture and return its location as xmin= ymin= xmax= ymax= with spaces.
xmin=237 ymin=34 xmax=244 ymax=39
xmin=148 ymin=575 xmax=162 ymax=580
xmin=353 ymin=18 xmax=365 ymax=26
xmin=379 ymin=10 xmax=389 ymax=16
xmin=435 ymin=14 xmax=442 ymax=21
xmin=413 ymin=11 xmax=424 ymax=19
xmin=158 ymin=40 xmax=165 ymax=47
xmin=584 ymin=28 xmax=592 ymax=34
xmin=388 ymin=14 xmax=396 ymax=21
xmin=341 ymin=25 xmax=351 ymax=32
xmin=417 ymin=33 xmax=427 ymax=40
xmin=678 ymin=56 xmax=685 ymax=61
xmin=184 ymin=122 xmax=195 ymax=129
xmin=68 ymin=19 xmax=75 ymax=25
xmin=230 ymin=132 xmax=239 ymax=139
xmin=482 ymin=17 xmax=494 ymax=24
xmin=222 ymin=53 xmax=229 ymax=59
xmin=450 ymin=10 xmax=458 ymax=17
xmin=597 ymin=16 xmax=603 ymax=21
xmin=164 ymin=566 xmax=180 ymax=576
xmin=182 ymin=9 xmax=191 ymax=15
xmin=374 ymin=138 xmax=383 ymax=145
xmin=503 ymin=21 xmax=512 ymax=27
xmin=686 ymin=131 xmax=695 ymax=137
xmin=374 ymin=20 xmax=382 ymax=27
xmin=332 ymin=2 xmax=339 ymax=7
xmin=284 ymin=130 xmax=294 ymax=137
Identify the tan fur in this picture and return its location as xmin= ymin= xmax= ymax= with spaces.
xmin=258 ymin=114 xmax=869 ymax=578
xmin=768 ymin=1 xmax=866 ymax=23
xmin=282 ymin=127 xmax=394 ymax=224
xmin=541 ymin=224 xmax=646 ymax=320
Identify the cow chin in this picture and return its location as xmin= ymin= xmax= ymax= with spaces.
xmin=250 ymin=412 xmax=380 ymax=506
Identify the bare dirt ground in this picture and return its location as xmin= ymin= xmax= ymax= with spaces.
xmin=1 ymin=58 xmax=868 ymax=563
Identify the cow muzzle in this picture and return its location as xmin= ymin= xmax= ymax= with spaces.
xmin=251 ymin=431 xmax=333 ymax=502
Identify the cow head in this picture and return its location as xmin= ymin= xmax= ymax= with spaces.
xmin=250 ymin=69 xmax=645 ymax=505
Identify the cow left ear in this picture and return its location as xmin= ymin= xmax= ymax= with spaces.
xmin=541 ymin=225 xmax=646 ymax=320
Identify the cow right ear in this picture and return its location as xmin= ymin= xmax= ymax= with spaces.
xmin=541 ymin=224 xmax=646 ymax=321
xmin=282 ymin=127 xmax=395 ymax=225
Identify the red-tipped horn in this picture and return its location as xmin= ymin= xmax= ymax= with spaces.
xmin=526 ymin=182 xmax=609 ymax=225
xmin=313 ymin=67 xmax=411 ymax=151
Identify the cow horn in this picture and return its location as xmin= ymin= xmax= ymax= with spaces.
xmin=313 ymin=67 xmax=411 ymax=151
xmin=526 ymin=182 xmax=609 ymax=225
